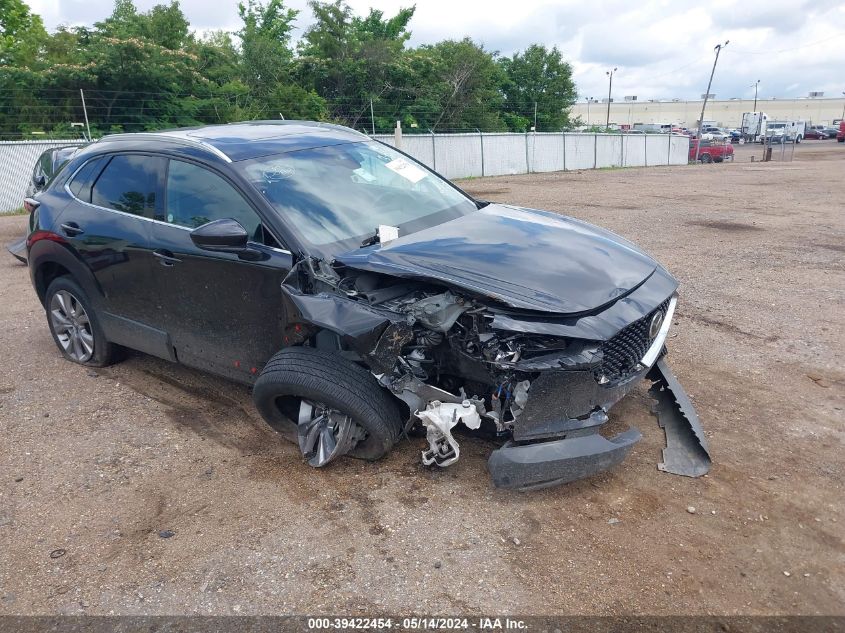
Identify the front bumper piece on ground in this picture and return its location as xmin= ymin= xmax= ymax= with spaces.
xmin=486 ymin=357 xmax=711 ymax=490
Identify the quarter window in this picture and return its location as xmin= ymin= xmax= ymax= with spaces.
xmin=67 ymin=157 xmax=107 ymax=202
xmin=91 ymin=155 xmax=164 ymax=217
xmin=164 ymin=160 xmax=265 ymax=241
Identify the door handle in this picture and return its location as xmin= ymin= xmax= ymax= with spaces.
xmin=60 ymin=222 xmax=84 ymax=236
xmin=153 ymin=250 xmax=182 ymax=267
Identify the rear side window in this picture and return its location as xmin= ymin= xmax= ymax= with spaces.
xmin=91 ymin=155 xmax=165 ymax=218
xmin=68 ymin=157 xmax=107 ymax=202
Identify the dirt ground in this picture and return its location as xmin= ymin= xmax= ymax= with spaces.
xmin=0 ymin=141 xmax=843 ymax=617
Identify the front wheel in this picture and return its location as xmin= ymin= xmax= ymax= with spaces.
xmin=45 ymin=276 xmax=117 ymax=366
xmin=253 ymin=347 xmax=403 ymax=467
xmin=700 ymin=153 xmax=713 ymax=163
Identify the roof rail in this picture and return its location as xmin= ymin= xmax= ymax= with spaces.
xmin=237 ymin=120 xmax=366 ymax=136
xmin=96 ymin=132 xmax=232 ymax=163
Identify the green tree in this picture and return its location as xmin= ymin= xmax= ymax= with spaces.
xmin=237 ymin=0 xmax=298 ymax=93
xmin=297 ymin=1 xmax=414 ymax=128
xmin=0 ymin=0 xmax=48 ymax=66
xmin=499 ymin=44 xmax=576 ymax=131
xmin=407 ymin=38 xmax=506 ymax=131
xmin=95 ymin=0 xmax=190 ymax=49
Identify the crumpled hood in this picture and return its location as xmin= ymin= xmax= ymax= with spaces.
xmin=334 ymin=204 xmax=664 ymax=314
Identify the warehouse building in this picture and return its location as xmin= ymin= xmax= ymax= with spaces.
xmin=571 ymin=96 xmax=845 ymax=129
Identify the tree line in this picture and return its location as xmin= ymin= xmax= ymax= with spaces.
xmin=0 ymin=0 xmax=578 ymax=139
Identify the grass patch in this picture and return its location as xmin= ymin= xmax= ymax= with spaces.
xmin=3 ymin=207 xmax=28 ymax=216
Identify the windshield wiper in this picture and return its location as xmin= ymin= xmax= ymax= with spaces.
xmin=361 ymin=231 xmax=380 ymax=248
xmin=360 ymin=225 xmax=400 ymax=248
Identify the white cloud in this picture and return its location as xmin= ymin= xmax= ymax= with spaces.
xmin=25 ymin=0 xmax=845 ymax=100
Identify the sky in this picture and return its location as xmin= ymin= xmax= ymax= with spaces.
xmin=25 ymin=0 xmax=845 ymax=102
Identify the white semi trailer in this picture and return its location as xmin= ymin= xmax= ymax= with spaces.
xmin=740 ymin=112 xmax=768 ymax=142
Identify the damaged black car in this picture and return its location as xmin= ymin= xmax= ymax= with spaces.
xmin=26 ymin=121 xmax=710 ymax=489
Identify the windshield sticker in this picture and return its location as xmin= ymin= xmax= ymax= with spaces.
xmin=385 ymin=158 xmax=426 ymax=184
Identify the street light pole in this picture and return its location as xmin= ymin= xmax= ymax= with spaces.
xmin=586 ymin=97 xmax=592 ymax=126
xmin=752 ymin=79 xmax=760 ymax=111
xmin=841 ymin=91 xmax=845 ymax=120
xmin=694 ymin=41 xmax=729 ymax=163
xmin=605 ymin=68 xmax=617 ymax=129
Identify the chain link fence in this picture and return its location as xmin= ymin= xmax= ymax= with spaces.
xmin=0 ymin=139 xmax=87 ymax=212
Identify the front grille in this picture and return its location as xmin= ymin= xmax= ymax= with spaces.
xmin=597 ymin=297 xmax=671 ymax=381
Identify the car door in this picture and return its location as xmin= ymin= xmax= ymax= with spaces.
xmin=59 ymin=153 xmax=173 ymax=360
xmin=149 ymin=158 xmax=293 ymax=381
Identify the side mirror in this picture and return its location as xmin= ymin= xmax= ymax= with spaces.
xmin=33 ymin=174 xmax=46 ymax=189
xmin=190 ymin=218 xmax=249 ymax=253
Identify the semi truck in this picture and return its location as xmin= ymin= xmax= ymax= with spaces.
xmin=740 ymin=112 xmax=768 ymax=142
xmin=762 ymin=120 xmax=806 ymax=144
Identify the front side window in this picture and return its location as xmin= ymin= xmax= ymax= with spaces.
xmin=91 ymin=155 xmax=164 ymax=217
xmin=164 ymin=160 xmax=266 ymax=242
xmin=237 ymin=141 xmax=477 ymax=255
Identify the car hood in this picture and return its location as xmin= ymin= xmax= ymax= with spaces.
xmin=334 ymin=204 xmax=664 ymax=314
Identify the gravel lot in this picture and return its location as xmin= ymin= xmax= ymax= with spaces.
xmin=1 ymin=141 xmax=843 ymax=616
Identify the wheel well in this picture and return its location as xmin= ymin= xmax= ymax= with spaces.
xmin=35 ymin=262 xmax=71 ymax=305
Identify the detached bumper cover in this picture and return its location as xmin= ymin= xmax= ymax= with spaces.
xmin=488 ymin=428 xmax=642 ymax=490
xmin=487 ymin=357 xmax=710 ymax=490
xmin=648 ymin=357 xmax=711 ymax=477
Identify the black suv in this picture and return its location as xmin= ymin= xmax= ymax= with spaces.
xmin=26 ymin=121 xmax=709 ymax=489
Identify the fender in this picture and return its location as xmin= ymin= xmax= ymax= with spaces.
xmin=28 ymin=236 xmax=106 ymax=310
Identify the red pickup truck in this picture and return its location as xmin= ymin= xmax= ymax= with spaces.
xmin=689 ymin=139 xmax=734 ymax=163
xmin=837 ymin=121 xmax=845 ymax=143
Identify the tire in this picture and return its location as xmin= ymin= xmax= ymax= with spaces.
xmin=796 ymin=135 xmax=802 ymax=144
xmin=45 ymin=276 xmax=117 ymax=367
xmin=714 ymin=157 xmax=723 ymax=163
xmin=700 ymin=153 xmax=713 ymax=163
xmin=253 ymin=347 xmax=403 ymax=462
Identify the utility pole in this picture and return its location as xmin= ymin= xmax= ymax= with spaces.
xmin=694 ymin=41 xmax=729 ymax=163
xmin=586 ymin=97 xmax=592 ymax=126
xmin=752 ymin=79 xmax=760 ymax=111
xmin=79 ymin=89 xmax=92 ymax=141
xmin=605 ymin=68 xmax=617 ymax=129
xmin=533 ymin=101 xmax=537 ymax=131
xmin=841 ymin=91 xmax=845 ymax=120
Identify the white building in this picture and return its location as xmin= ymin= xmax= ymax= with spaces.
xmin=572 ymin=97 xmax=845 ymax=129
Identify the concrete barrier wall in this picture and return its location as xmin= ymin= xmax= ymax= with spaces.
xmin=1 ymin=133 xmax=690 ymax=212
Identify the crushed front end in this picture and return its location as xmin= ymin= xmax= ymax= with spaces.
xmin=282 ymin=255 xmax=710 ymax=490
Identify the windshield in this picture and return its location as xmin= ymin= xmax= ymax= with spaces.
xmin=238 ymin=141 xmax=478 ymax=255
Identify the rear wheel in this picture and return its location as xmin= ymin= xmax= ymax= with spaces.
xmin=45 ymin=276 xmax=117 ymax=367
xmin=700 ymin=153 xmax=713 ymax=163
xmin=253 ymin=347 xmax=403 ymax=466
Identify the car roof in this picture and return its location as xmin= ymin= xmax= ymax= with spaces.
xmin=95 ymin=121 xmax=369 ymax=162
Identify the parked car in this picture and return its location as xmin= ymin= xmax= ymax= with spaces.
xmin=822 ymin=127 xmax=840 ymax=138
xmin=689 ymin=138 xmax=734 ymax=163
xmin=8 ymin=145 xmax=83 ymax=264
xmin=25 ymin=122 xmax=709 ymax=489
xmin=803 ymin=128 xmax=829 ymax=140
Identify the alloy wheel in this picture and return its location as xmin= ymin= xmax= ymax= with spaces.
xmin=50 ymin=290 xmax=94 ymax=362
xmin=297 ymin=399 xmax=364 ymax=467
